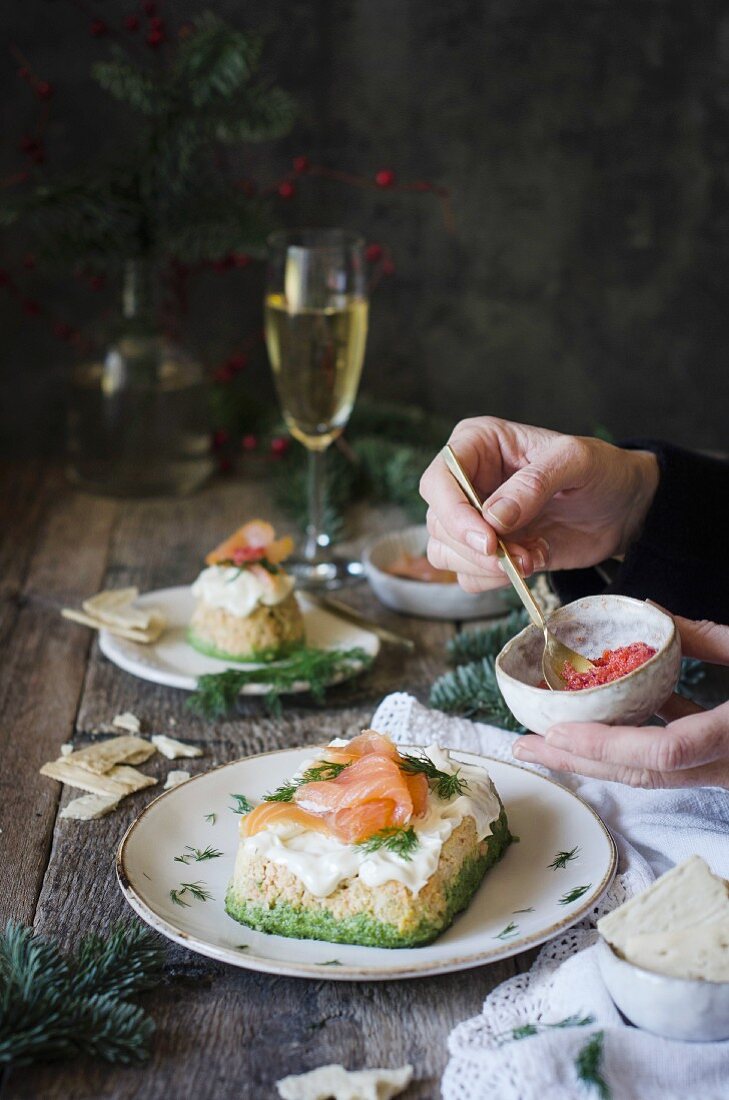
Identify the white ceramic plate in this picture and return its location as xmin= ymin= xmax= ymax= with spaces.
xmin=117 ymin=747 xmax=617 ymax=981
xmin=99 ymin=587 xmax=380 ymax=695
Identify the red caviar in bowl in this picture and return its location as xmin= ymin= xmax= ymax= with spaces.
xmin=561 ymin=642 xmax=657 ymax=690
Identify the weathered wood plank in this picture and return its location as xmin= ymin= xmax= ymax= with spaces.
xmin=0 ymin=479 xmax=117 ymax=924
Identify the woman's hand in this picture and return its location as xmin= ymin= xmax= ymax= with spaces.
xmin=512 ymin=616 xmax=729 ymax=790
xmin=419 ymin=417 xmax=659 ymax=591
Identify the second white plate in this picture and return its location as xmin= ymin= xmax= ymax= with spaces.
xmin=99 ymin=587 xmax=380 ymax=695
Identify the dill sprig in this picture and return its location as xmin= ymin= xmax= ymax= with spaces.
xmin=187 ymin=646 xmax=373 ymax=718
xmin=229 ymin=793 xmax=253 ymax=814
xmin=558 ymin=883 xmax=592 ymax=905
xmin=399 ymin=752 xmax=468 ymax=800
xmin=169 ymin=881 xmax=213 ymax=907
xmin=204 ymin=812 xmax=217 ymax=825
xmin=173 ymin=845 xmax=223 ymax=865
xmin=263 ymin=760 xmax=349 ymax=803
xmin=548 ymin=846 xmax=580 ymax=870
xmin=494 ymin=920 xmax=519 ymax=940
xmin=575 ymin=1031 xmax=611 ymax=1098
xmin=0 ymin=920 xmax=164 ymax=1066
xmin=356 ymin=826 xmax=419 ymax=860
xmin=496 ymin=1014 xmax=595 ymax=1044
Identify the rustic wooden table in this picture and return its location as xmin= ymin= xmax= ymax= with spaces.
xmin=0 ymin=464 xmax=544 ymax=1098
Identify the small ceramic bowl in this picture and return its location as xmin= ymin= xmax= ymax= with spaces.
xmin=495 ymin=594 xmax=681 ymax=735
xmin=597 ymin=938 xmax=729 ymax=1041
xmin=362 ymin=525 xmax=512 ymax=620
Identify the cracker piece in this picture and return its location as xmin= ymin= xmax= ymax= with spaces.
xmin=164 ymin=770 xmax=191 ymax=789
xmin=66 ymin=735 xmax=155 ymax=774
xmin=276 ymin=1064 xmax=413 ymax=1100
xmin=59 ymin=793 xmax=120 ymax=820
xmin=61 ymin=608 xmax=162 ymax=644
xmin=83 ymin=587 xmax=151 ymax=629
xmin=112 ymin=712 xmax=142 ymax=734
xmin=40 ymin=759 xmax=157 ymax=798
xmin=151 ymin=734 xmax=203 ymax=760
xmin=60 ymin=743 xmax=73 ymax=757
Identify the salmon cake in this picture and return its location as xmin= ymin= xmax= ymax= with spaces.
xmin=188 ymin=520 xmax=304 ymax=661
xmin=225 ymin=731 xmax=512 ymax=948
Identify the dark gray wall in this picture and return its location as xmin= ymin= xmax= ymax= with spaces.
xmin=2 ymin=0 xmax=728 ymax=455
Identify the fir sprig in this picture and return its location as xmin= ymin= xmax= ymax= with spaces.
xmin=447 ymin=611 xmax=529 ymax=664
xmin=399 ymin=752 xmax=468 ymax=799
xmin=187 ymin=646 xmax=373 ymax=718
xmin=263 ymin=761 xmax=349 ymax=803
xmin=575 ymin=1031 xmax=611 ymax=1098
xmin=496 ymin=1014 xmax=595 ymax=1044
xmin=0 ymin=920 xmax=164 ymax=1067
xmin=548 ymin=846 xmax=580 ymax=870
xmin=430 ymin=656 xmax=526 ymax=731
xmin=356 ymin=826 xmax=419 ymax=860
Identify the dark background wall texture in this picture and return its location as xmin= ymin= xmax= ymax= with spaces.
xmin=2 ymin=0 xmax=729 ymax=457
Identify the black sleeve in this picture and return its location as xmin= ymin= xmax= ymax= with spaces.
xmin=550 ymin=442 xmax=729 ymax=623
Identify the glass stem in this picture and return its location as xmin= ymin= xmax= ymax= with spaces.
xmin=304 ymin=447 xmax=331 ymax=562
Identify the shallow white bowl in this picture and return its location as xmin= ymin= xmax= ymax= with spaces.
xmin=597 ymin=938 xmax=729 ymax=1041
xmin=495 ymin=595 xmax=681 ymax=735
xmin=362 ymin=525 xmax=511 ymax=620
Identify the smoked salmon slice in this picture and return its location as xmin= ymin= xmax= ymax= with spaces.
xmin=322 ymin=729 xmax=401 ymax=765
xmin=243 ymin=801 xmax=329 ymax=837
xmin=205 ymin=520 xmax=294 ymax=566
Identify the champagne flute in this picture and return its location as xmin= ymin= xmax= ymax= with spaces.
xmin=264 ymin=229 xmax=369 ymax=587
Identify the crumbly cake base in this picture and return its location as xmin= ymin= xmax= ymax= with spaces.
xmin=225 ymin=805 xmax=511 ymax=948
xmin=188 ymin=591 xmax=304 ymax=661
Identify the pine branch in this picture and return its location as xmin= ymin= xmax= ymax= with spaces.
xmin=430 ymin=657 xmax=526 ymax=731
xmin=92 ymin=49 xmax=165 ymax=115
xmin=447 ymin=610 xmax=529 ymax=665
xmin=0 ymin=921 xmax=163 ymax=1067
xmin=173 ymin=13 xmax=263 ymax=107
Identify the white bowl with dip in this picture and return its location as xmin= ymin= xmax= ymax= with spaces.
xmin=495 ymin=594 xmax=681 ymax=735
xmin=597 ymin=938 xmax=729 ymax=1041
xmin=362 ymin=525 xmax=512 ymax=620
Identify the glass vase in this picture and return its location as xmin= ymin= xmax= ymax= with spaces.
xmin=66 ymin=259 xmax=214 ymax=497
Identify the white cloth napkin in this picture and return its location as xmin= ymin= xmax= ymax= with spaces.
xmin=370 ymin=693 xmax=729 ymax=1100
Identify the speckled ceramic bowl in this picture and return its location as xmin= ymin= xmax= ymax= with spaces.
xmin=362 ymin=525 xmax=512 ymax=620
xmin=495 ymin=595 xmax=681 ymax=735
xmin=597 ymin=938 xmax=729 ymax=1041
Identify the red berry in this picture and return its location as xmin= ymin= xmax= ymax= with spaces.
xmin=22 ymin=299 xmax=42 ymax=317
xmin=90 ymin=19 xmax=108 ymax=36
xmin=277 ymin=180 xmax=295 ymax=200
xmin=292 ymin=155 xmax=310 ymax=175
xmin=226 ymin=353 xmax=248 ymax=373
xmin=365 ymin=243 xmax=383 ymax=263
xmin=53 ymin=321 xmax=75 ymax=341
xmin=270 ymin=436 xmax=291 ymax=457
xmin=375 ymin=168 xmax=396 ymax=188
xmin=212 ymin=254 xmax=234 ymax=272
xmin=412 ymin=180 xmax=433 ymax=192
xmin=36 ymin=81 xmax=53 ymax=100
xmin=23 ymin=253 xmax=36 ymax=270
xmin=241 ymin=434 xmax=258 ymax=452
xmin=214 ymin=365 xmax=234 ymax=384
xmin=149 ymin=15 xmax=164 ymax=30
xmin=141 ymin=0 xmax=156 ymax=13
xmin=217 ymin=456 xmax=233 ymax=475
xmin=147 ymin=28 xmax=165 ymax=47
xmin=212 ymin=429 xmax=229 ymax=450
xmin=233 ymin=253 xmax=251 ymax=268
xmin=124 ymin=14 xmax=140 ymax=30
xmin=18 ymin=67 xmax=30 ymax=81
xmin=381 ymin=258 xmax=396 ymax=276
xmin=88 ymin=274 xmax=105 ymax=291
xmin=30 ymin=147 xmax=45 ymax=164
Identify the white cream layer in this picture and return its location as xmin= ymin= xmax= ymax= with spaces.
xmin=191 ymin=564 xmax=294 ymax=618
xmin=240 ymin=743 xmax=501 ymax=897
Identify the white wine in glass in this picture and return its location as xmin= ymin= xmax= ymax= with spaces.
xmin=264 ymin=229 xmax=368 ymax=586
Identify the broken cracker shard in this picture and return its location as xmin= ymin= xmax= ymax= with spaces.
xmin=276 ymin=1064 xmax=413 ymax=1100
xmin=151 ymin=734 xmax=203 ymax=760
xmin=61 ymin=586 xmax=166 ymax=644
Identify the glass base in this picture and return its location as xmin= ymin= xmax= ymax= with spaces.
xmin=286 ymin=555 xmax=365 ymax=590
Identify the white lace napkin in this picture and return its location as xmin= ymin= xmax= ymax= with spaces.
xmin=371 ymin=693 xmax=729 ymax=1100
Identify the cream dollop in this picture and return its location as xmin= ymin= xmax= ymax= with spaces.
xmin=191 ymin=564 xmax=294 ymax=618
xmin=240 ymin=742 xmax=502 ymax=897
